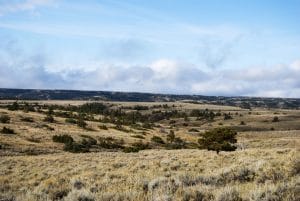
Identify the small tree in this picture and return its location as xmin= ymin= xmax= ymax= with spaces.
xmin=167 ymin=130 xmax=175 ymax=142
xmin=198 ymin=127 xmax=237 ymax=154
xmin=77 ymin=117 xmax=87 ymax=128
xmin=8 ymin=102 xmax=19 ymax=111
xmin=272 ymin=116 xmax=279 ymax=122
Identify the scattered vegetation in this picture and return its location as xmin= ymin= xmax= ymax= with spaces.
xmin=0 ymin=99 xmax=299 ymax=201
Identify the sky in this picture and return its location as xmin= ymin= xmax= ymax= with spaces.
xmin=0 ymin=0 xmax=300 ymax=97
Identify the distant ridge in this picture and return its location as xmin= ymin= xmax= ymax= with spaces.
xmin=0 ymin=88 xmax=299 ymax=109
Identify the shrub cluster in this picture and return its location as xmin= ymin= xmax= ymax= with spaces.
xmin=98 ymin=137 xmax=124 ymax=149
xmin=65 ymin=118 xmax=77 ymax=124
xmin=43 ymin=115 xmax=54 ymax=123
xmin=53 ymin=134 xmax=98 ymax=153
xmin=151 ymin=136 xmax=165 ymax=144
xmin=0 ymin=115 xmax=10 ymax=123
xmin=198 ymin=127 xmax=237 ymax=153
xmin=1 ymin=127 xmax=15 ymax=134
xmin=20 ymin=117 xmax=34 ymax=122
xmin=52 ymin=134 xmax=74 ymax=144
xmin=123 ymin=142 xmax=150 ymax=153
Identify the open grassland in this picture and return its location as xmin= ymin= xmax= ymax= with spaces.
xmin=0 ymin=100 xmax=299 ymax=201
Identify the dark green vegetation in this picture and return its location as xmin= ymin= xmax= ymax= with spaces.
xmin=52 ymin=135 xmax=74 ymax=144
xmin=1 ymin=88 xmax=299 ymax=109
xmin=52 ymin=134 xmax=96 ymax=153
xmin=198 ymin=127 xmax=237 ymax=153
xmin=0 ymin=114 xmax=10 ymax=123
xmin=1 ymin=127 xmax=15 ymax=134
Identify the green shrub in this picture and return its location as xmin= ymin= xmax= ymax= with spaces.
xmin=165 ymin=137 xmax=186 ymax=149
xmin=98 ymin=124 xmax=108 ymax=130
xmin=65 ymin=118 xmax=77 ymax=124
xmin=63 ymin=142 xmax=89 ymax=153
xmin=98 ymin=137 xmax=124 ymax=149
xmin=166 ymin=130 xmax=175 ymax=142
xmin=1 ymin=127 xmax=15 ymax=134
xmin=224 ymin=113 xmax=233 ymax=120
xmin=272 ymin=116 xmax=279 ymax=122
xmin=113 ymin=124 xmax=130 ymax=132
xmin=198 ymin=127 xmax=237 ymax=153
xmin=123 ymin=146 xmax=140 ymax=153
xmin=77 ymin=118 xmax=87 ymax=128
xmin=188 ymin=128 xmax=199 ymax=132
xmin=8 ymin=102 xmax=19 ymax=111
xmin=44 ymin=115 xmax=54 ymax=123
xmin=52 ymin=135 xmax=74 ymax=144
xmin=20 ymin=117 xmax=34 ymax=122
xmin=123 ymin=142 xmax=150 ymax=153
xmin=80 ymin=136 xmax=97 ymax=148
xmin=131 ymin=134 xmax=145 ymax=139
xmin=151 ymin=136 xmax=165 ymax=144
xmin=0 ymin=115 xmax=10 ymax=123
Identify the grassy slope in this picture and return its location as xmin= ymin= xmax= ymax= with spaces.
xmin=0 ymin=101 xmax=299 ymax=201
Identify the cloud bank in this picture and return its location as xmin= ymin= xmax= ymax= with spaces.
xmin=1 ymin=51 xmax=299 ymax=98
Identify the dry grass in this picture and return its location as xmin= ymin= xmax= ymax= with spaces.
xmin=0 ymin=149 xmax=298 ymax=201
xmin=0 ymin=101 xmax=299 ymax=200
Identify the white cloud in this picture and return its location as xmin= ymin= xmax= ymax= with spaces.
xmin=0 ymin=37 xmax=299 ymax=98
xmin=2 ymin=56 xmax=300 ymax=98
xmin=0 ymin=0 xmax=54 ymax=16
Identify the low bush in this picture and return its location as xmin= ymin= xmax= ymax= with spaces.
xmin=77 ymin=118 xmax=87 ymax=128
xmin=98 ymin=124 xmax=108 ymax=130
xmin=98 ymin=137 xmax=124 ymax=149
xmin=0 ymin=115 xmax=10 ymax=123
xmin=123 ymin=142 xmax=150 ymax=153
xmin=131 ymin=134 xmax=145 ymax=139
xmin=113 ymin=124 xmax=130 ymax=132
xmin=198 ymin=127 xmax=237 ymax=153
xmin=151 ymin=136 xmax=165 ymax=144
xmin=20 ymin=117 xmax=34 ymax=122
xmin=1 ymin=127 xmax=15 ymax=134
xmin=80 ymin=136 xmax=97 ymax=148
xmin=52 ymin=134 xmax=74 ymax=144
xmin=44 ymin=115 xmax=54 ymax=123
xmin=166 ymin=130 xmax=175 ymax=142
xmin=165 ymin=137 xmax=186 ymax=149
xmin=63 ymin=142 xmax=89 ymax=153
xmin=272 ymin=116 xmax=279 ymax=122
xmin=188 ymin=128 xmax=199 ymax=132
xmin=65 ymin=118 xmax=77 ymax=124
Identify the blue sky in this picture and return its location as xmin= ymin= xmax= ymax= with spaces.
xmin=0 ymin=0 xmax=300 ymax=97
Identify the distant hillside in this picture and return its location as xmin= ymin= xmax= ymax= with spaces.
xmin=0 ymin=88 xmax=299 ymax=109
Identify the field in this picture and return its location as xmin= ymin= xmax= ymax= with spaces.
xmin=0 ymin=100 xmax=299 ymax=201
